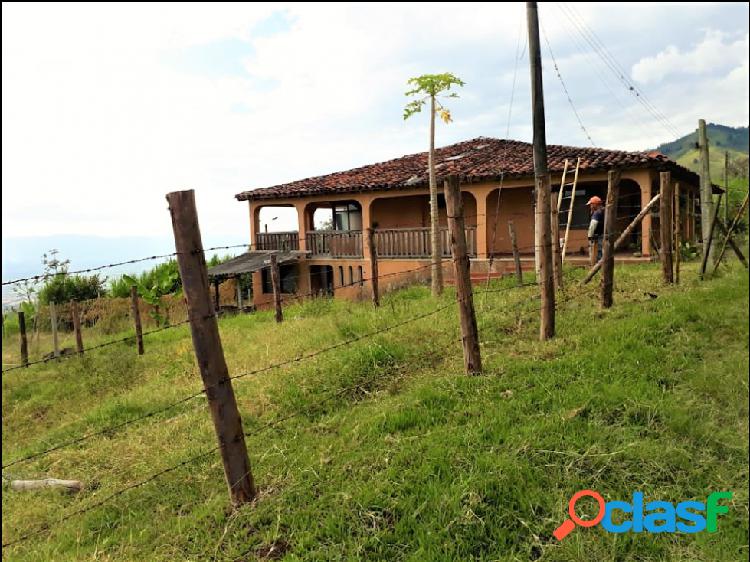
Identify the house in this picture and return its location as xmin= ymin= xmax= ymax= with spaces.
xmin=220 ymin=137 xmax=709 ymax=309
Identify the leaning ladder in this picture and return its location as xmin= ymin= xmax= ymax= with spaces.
xmin=556 ymin=157 xmax=581 ymax=263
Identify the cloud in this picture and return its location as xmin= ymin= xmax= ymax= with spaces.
xmin=631 ymin=30 xmax=749 ymax=84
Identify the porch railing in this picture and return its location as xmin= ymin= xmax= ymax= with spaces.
xmin=306 ymin=230 xmax=363 ymax=258
xmin=374 ymin=227 xmax=476 ymax=258
xmin=255 ymin=231 xmax=300 ymax=251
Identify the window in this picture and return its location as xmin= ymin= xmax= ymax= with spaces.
xmin=333 ymin=203 xmax=362 ymax=231
xmin=262 ymin=264 xmax=298 ymax=294
xmin=339 ymin=266 xmax=344 ymax=286
xmin=348 ymin=266 xmax=354 ymax=286
xmin=358 ymin=266 xmax=364 ymax=286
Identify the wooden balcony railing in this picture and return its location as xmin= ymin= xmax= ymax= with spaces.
xmin=374 ymin=227 xmax=476 ymax=258
xmin=306 ymin=230 xmax=363 ymax=258
xmin=255 ymin=231 xmax=300 ymax=251
xmin=255 ymin=227 xmax=478 ymax=259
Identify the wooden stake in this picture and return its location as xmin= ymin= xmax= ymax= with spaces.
xmin=236 ymin=277 xmax=243 ymax=311
xmin=444 ymin=176 xmax=482 ymax=375
xmin=698 ymin=119 xmax=715 ymax=264
xmin=166 ymin=189 xmax=255 ymax=506
xmin=508 ymin=220 xmax=523 ymax=287
xmin=130 ymin=286 xmax=144 ymax=355
xmin=582 ymin=193 xmax=661 ymax=284
xmin=367 ymin=227 xmax=380 ymax=307
xmin=270 ymin=254 xmax=283 ymax=323
xmin=674 ymin=183 xmax=681 ymax=284
xmin=49 ymin=302 xmax=60 ymax=358
xmin=600 ymin=170 xmax=621 ymax=308
xmin=724 ymin=151 xmax=729 ymax=224
xmin=527 ymin=1 xmax=555 ymax=340
xmin=699 ymin=193 xmax=723 ymax=280
xmin=71 ymin=300 xmax=84 ymax=355
xmin=715 ymin=218 xmax=748 ymax=269
xmin=712 ymin=192 xmax=749 ymax=275
xmin=18 ymin=311 xmax=28 ymax=368
xmin=659 ymin=172 xmax=674 ymax=284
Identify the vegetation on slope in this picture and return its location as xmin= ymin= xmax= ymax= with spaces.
xmin=2 ymin=263 xmax=749 ymax=561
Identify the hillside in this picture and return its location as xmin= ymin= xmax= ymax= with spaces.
xmin=2 ymin=262 xmax=749 ymax=561
xmin=655 ymin=123 xmax=749 ymax=181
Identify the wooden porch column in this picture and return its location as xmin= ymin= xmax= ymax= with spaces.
xmin=639 ymin=173 xmax=653 ymax=257
xmin=474 ymin=188 xmax=489 ymax=259
xmin=361 ymin=197 xmax=373 ymax=261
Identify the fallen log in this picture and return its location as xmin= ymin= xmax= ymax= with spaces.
xmin=8 ymin=479 xmax=83 ymax=493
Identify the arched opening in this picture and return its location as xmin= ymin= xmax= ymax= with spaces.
xmin=253 ymin=204 xmax=300 ymax=251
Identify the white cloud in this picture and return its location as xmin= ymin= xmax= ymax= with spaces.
xmin=632 ymin=30 xmax=749 ymax=84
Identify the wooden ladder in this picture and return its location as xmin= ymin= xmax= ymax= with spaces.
xmin=555 ymin=157 xmax=581 ymax=263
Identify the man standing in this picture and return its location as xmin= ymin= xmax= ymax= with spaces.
xmin=587 ymin=196 xmax=604 ymax=264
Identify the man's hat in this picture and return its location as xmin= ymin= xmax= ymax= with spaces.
xmin=586 ymin=196 xmax=603 ymax=206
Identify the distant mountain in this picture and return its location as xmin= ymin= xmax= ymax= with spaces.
xmin=655 ymin=124 xmax=749 ymax=180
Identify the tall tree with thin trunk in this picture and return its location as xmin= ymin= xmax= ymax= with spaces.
xmin=404 ymin=73 xmax=465 ymax=297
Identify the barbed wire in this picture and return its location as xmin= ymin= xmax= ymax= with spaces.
xmin=2 ymin=269 xmax=599 ymax=550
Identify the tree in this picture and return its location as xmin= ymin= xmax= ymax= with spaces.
xmin=404 ymin=73 xmax=465 ymax=296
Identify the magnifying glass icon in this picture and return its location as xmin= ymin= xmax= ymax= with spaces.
xmin=553 ymin=490 xmax=606 ymax=541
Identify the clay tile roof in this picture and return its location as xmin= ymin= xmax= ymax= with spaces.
xmin=235 ymin=137 xmax=703 ymax=202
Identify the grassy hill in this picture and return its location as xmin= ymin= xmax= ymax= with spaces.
xmin=2 ymin=263 xmax=749 ymax=561
xmin=655 ymin=123 xmax=749 ymax=182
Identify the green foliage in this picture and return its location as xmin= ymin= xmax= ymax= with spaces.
xmin=37 ymin=273 xmax=107 ymax=305
xmin=2 ymin=264 xmax=748 ymax=561
xmin=403 ymin=73 xmax=465 ymax=121
xmin=110 ymin=261 xmax=182 ymax=299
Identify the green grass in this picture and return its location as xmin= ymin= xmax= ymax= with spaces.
xmin=2 ymin=262 xmax=749 ymax=561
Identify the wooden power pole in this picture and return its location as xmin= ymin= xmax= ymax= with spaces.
xmin=600 ymin=170 xmax=621 ymax=308
xmin=444 ymin=175 xmax=482 ymax=375
xmin=660 ymin=172 xmax=674 ymax=284
xmin=698 ymin=119 xmax=714 ymax=265
xmin=166 ymin=189 xmax=255 ymax=506
xmin=526 ymin=1 xmax=555 ymax=340
xmin=367 ymin=228 xmax=380 ymax=307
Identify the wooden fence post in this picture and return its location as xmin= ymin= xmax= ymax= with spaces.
xmin=236 ymin=278 xmax=243 ymax=311
xmin=18 ymin=311 xmax=28 ymax=368
xmin=600 ymin=170 xmax=621 ymax=308
xmin=712 ymin=192 xmax=749 ymax=275
xmin=270 ymin=254 xmax=283 ymax=323
xmin=49 ymin=302 xmax=60 ymax=358
xmin=582 ymin=193 xmax=661 ymax=284
xmin=166 ymin=189 xmax=256 ymax=506
xmin=444 ymin=175 xmax=482 ymax=375
xmin=715 ymin=218 xmax=748 ymax=269
xmin=71 ymin=300 xmax=84 ymax=355
xmin=659 ymin=172 xmax=674 ymax=284
xmin=367 ymin=228 xmax=380 ymax=307
xmin=130 ymin=286 xmax=144 ymax=355
xmin=674 ymin=183 xmax=681 ymax=284
xmin=699 ymin=193 xmax=723 ymax=280
xmin=508 ymin=221 xmax=523 ymax=287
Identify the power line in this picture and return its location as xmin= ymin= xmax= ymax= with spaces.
xmin=540 ymin=22 xmax=596 ymax=147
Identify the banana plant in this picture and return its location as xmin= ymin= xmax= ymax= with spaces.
xmin=123 ymin=267 xmax=181 ymax=327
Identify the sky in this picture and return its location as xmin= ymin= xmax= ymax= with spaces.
xmin=2 ymin=2 xmax=749 ymax=283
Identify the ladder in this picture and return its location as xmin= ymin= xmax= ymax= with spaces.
xmin=555 ymin=157 xmax=581 ymax=263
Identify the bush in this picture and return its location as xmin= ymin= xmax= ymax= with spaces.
xmin=37 ymin=274 xmax=107 ymax=305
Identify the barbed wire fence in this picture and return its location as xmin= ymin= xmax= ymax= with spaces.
xmin=2 ymin=179 xmax=678 ymax=550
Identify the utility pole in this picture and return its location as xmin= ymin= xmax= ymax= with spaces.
xmin=698 ymin=119 xmax=714 ymax=264
xmin=526 ymin=1 xmax=555 ymax=340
